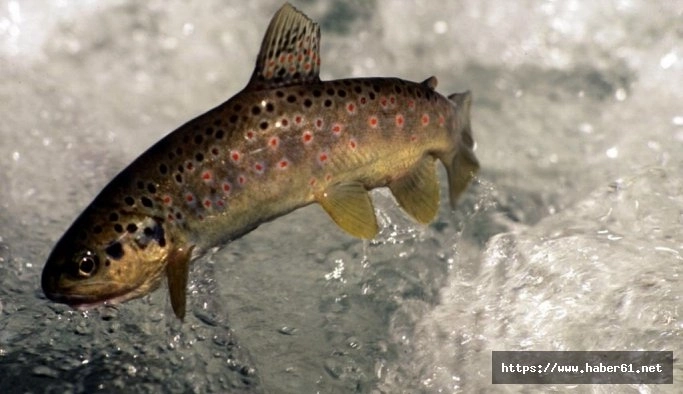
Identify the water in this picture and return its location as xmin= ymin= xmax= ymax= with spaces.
xmin=1 ymin=0 xmax=681 ymax=392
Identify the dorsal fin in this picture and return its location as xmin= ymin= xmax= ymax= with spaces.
xmin=247 ymin=3 xmax=321 ymax=90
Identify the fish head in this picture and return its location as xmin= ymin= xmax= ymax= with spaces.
xmin=42 ymin=210 xmax=173 ymax=310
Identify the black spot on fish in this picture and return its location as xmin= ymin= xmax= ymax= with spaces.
xmin=177 ymin=165 xmax=184 ymax=173
xmin=303 ymin=98 xmax=312 ymax=108
xmin=126 ymin=223 xmax=138 ymax=233
xmin=205 ymin=127 xmax=214 ymax=136
xmin=394 ymin=85 xmax=402 ymax=94
xmin=260 ymin=121 xmax=269 ymax=130
xmin=158 ymin=237 xmax=166 ymax=247
xmin=368 ymin=92 xmax=376 ymax=100
xmin=286 ymin=95 xmax=296 ymax=103
xmin=276 ymin=90 xmax=285 ymax=98
xmin=324 ymin=99 xmax=332 ymax=107
xmin=114 ymin=224 xmax=124 ymax=233
xmin=265 ymin=103 xmax=274 ymax=112
xmin=93 ymin=225 xmax=103 ymax=234
xmin=147 ymin=183 xmax=157 ymax=194
xmin=372 ymin=84 xmax=381 ymax=93
xmin=109 ymin=212 xmax=119 ymax=222
xmin=159 ymin=164 xmax=168 ymax=174
xmin=215 ymin=129 xmax=225 ymax=139
xmin=337 ymin=89 xmax=346 ymax=98
xmin=233 ymin=103 xmax=243 ymax=112
xmin=313 ymin=89 xmax=322 ymax=97
xmin=194 ymin=135 xmax=204 ymax=145
xmin=105 ymin=242 xmax=124 ymax=260
xmin=175 ymin=174 xmax=183 ymax=183
xmin=175 ymin=212 xmax=183 ymax=220
xmin=326 ymin=88 xmax=335 ymax=96
xmin=213 ymin=119 xmax=222 ymax=126
xmin=143 ymin=227 xmax=154 ymax=237
xmin=354 ymin=85 xmax=362 ymax=94
xmin=251 ymin=106 xmax=261 ymax=115
xmin=229 ymin=114 xmax=239 ymax=124
xmin=136 ymin=181 xmax=144 ymax=190
xmin=124 ymin=196 xmax=135 ymax=206
xmin=195 ymin=152 xmax=204 ymax=162
xmin=105 ymin=259 xmax=110 ymax=267
xmin=176 ymin=147 xmax=183 ymax=156
xmin=141 ymin=196 xmax=153 ymax=208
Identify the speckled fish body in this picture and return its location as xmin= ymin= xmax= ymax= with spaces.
xmin=42 ymin=3 xmax=479 ymax=319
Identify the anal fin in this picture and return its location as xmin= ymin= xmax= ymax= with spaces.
xmin=318 ymin=182 xmax=378 ymax=239
xmin=389 ymin=156 xmax=440 ymax=224
xmin=166 ymin=245 xmax=194 ymax=320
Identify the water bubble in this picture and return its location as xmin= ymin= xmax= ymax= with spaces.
xmin=659 ymin=51 xmax=678 ymax=69
xmin=606 ymin=146 xmax=619 ymax=159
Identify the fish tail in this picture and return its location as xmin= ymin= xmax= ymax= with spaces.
xmin=440 ymin=91 xmax=479 ymax=208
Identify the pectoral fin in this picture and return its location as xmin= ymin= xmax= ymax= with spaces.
xmin=165 ymin=245 xmax=194 ymax=320
xmin=388 ymin=156 xmax=440 ymax=224
xmin=318 ymin=182 xmax=378 ymax=239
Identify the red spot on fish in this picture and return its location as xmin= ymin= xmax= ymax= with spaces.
xmin=216 ymin=200 xmax=225 ymax=208
xmin=287 ymin=54 xmax=294 ymax=63
xmin=411 ymin=135 xmax=418 ymax=142
xmin=421 ymin=114 xmax=430 ymax=126
xmin=186 ymin=161 xmax=194 ymax=171
xmin=318 ymin=152 xmax=328 ymax=164
xmin=331 ymin=123 xmax=342 ymax=135
xmin=294 ymin=115 xmax=303 ymax=124
xmin=380 ymin=97 xmax=388 ymax=109
xmin=278 ymin=159 xmax=289 ymax=169
xmin=231 ymin=150 xmax=241 ymax=162
xmin=238 ymin=175 xmax=246 ymax=185
xmin=389 ymin=95 xmax=396 ymax=105
xmin=408 ymin=99 xmax=416 ymax=110
xmin=280 ymin=118 xmax=289 ymax=128
xmin=254 ymin=163 xmax=264 ymax=173
xmin=186 ymin=193 xmax=195 ymax=203
xmin=269 ymin=137 xmax=279 ymax=149
xmin=349 ymin=139 xmax=357 ymax=150
xmin=245 ymin=130 xmax=255 ymax=140
xmin=438 ymin=114 xmax=445 ymax=126
xmin=302 ymin=130 xmax=313 ymax=144
xmin=325 ymin=174 xmax=332 ymax=182
xmin=309 ymin=178 xmax=317 ymax=187
xmin=167 ymin=213 xmax=174 ymax=221
xmin=315 ymin=118 xmax=323 ymax=130
xmin=288 ymin=66 xmax=296 ymax=74
xmin=204 ymin=199 xmax=212 ymax=208
xmin=368 ymin=116 xmax=379 ymax=128
xmin=211 ymin=147 xmax=220 ymax=156
xmin=396 ymin=114 xmax=404 ymax=127
xmin=304 ymin=63 xmax=311 ymax=71
xmin=279 ymin=54 xmax=286 ymax=63
xmin=202 ymin=170 xmax=212 ymax=181
xmin=163 ymin=195 xmax=172 ymax=205
xmin=222 ymin=182 xmax=232 ymax=193
xmin=346 ymin=102 xmax=356 ymax=114
xmin=359 ymin=96 xmax=367 ymax=105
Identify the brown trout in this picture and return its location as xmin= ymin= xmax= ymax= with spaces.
xmin=41 ymin=3 xmax=479 ymax=319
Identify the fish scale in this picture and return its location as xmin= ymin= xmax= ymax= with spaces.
xmin=42 ymin=3 xmax=479 ymax=319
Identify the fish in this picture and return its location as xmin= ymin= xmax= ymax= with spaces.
xmin=41 ymin=3 xmax=479 ymax=319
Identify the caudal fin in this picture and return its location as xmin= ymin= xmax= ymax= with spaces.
xmin=442 ymin=91 xmax=479 ymax=208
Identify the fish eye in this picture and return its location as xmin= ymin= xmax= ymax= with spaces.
xmin=71 ymin=251 xmax=99 ymax=278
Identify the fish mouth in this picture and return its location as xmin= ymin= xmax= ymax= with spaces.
xmin=43 ymin=282 xmax=141 ymax=310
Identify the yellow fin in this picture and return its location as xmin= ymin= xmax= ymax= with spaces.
xmin=248 ymin=3 xmax=321 ymax=89
xmin=165 ymin=245 xmax=194 ymax=320
xmin=388 ymin=156 xmax=440 ymax=224
xmin=318 ymin=182 xmax=378 ymax=239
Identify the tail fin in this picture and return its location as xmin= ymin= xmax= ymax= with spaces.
xmin=442 ymin=91 xmax=479 ymax=208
